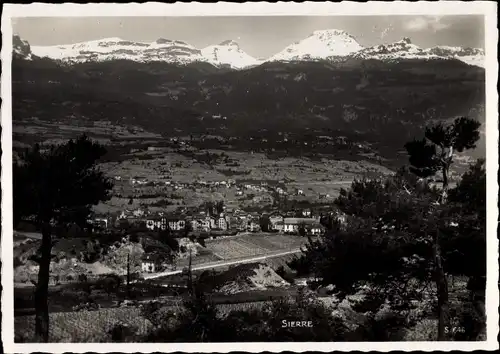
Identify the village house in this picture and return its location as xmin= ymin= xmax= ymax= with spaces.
xmin=146 ymin=217 xmax=167 ymax=231
xmin=215 ymin=214 xmax=229 ymax=231
xmin=168 ymin=219 xmax=186 ymax=231
xmin=301 ymin=209 xmax=312 ymax=217
xmin=268 ymin=215 xmax=284 ymax=232
xmin=141 ymin=254 xmax=161 ymax=273
xmin=230 ymin=216 xmax=247 ymax=231
xmin=247 ymin=220 xmax=260 ymax=232
xmin=190 ymin=215 xmax=213 ymax=232
xmin=283 ymin=217 xmax=324 ymax=235
xmin=190 ymin=219 xmax=201 ymax=231
xmin=93 ymin=217 xmax=109 ymax=229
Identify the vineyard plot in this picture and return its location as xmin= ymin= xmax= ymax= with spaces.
xmin=205 ymin=234 xmax=307 ymax=260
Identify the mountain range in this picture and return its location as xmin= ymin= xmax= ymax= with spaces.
xmin=15 ymin=29 xmax=485 ymax=69
xmin=11 ymin=30 xmax=486 ymax=162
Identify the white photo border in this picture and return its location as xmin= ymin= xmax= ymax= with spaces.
xmin=1 ymin=2 xmax=498 ymax=352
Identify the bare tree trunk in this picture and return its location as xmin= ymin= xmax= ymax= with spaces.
xmin=188 ymin=248 xmax=193 ymax=294
xmin=126 ymin=253 xmax=130 ymax=299
xmin=434 ymin=229 xmax=450 ymax=341
xmin=441 ymin=164 xmax=450 ymax=203
xmin=34 ymin=222 xmax=52 ymax=342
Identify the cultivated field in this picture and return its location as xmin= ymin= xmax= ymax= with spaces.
xmin=91 ymin=145 xmax=394 ymax=214
xmin=205 ymin=234 xmax=307 ymax=260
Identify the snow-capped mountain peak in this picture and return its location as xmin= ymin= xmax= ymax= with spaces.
xmin=201 ymin=40 xmax=261 ymax=69
xmin=268 ymin=28 xmax=364 ymax=62
xmin=311 ymin=29 xmax=358 ymax=41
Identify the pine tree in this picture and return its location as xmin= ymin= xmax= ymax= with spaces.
xmin=13 ymin=135 xmax=113 ymax=342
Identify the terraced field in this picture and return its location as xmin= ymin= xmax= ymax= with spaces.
xmin=205 ymin=234 xmax=307 ymax=260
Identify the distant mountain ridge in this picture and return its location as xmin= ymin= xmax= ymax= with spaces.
xmin=16 ymin=28 xmax=485 ymax=69
xmin=26 ymin=36 xmax=261 ymax=69
xmin=353 ymin=37 xmax=485 ymax=67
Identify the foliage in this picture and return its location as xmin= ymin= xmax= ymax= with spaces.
xmin=287 ymin=255 xmax=313 ymax=277
xmin=108 ymin=323 xmax=139 ymax=342
xmin=449 ymin=300 xmax=486 ymax=341
xmin=14 ymin=134 xmax=113 ymax=227
xmin=440 ymin=159 xmax=486 ymax=314
xmin=292 ymin=155 xmax=486 ymax=340
xmin=79 ymin=239 xmax=104 ymax=263
xmin=158 ymin=229 xmax=180 ymax=252
xmin=97 ymin=274 xmax=122 ymax=297
xmin=259 ymin=214 xmax=271 ymax=232
xmin=13 ymin=134 xmax=113 ymax=341
xmin=143 ymin=286 xmax=222 ymax=342
xmin=404 ymin=117 xmax=480 ymax=183
xmin=220 ymin=290 xmax=348 ymax=342
xmin=143 ymin=286 xmax=349 ymax=342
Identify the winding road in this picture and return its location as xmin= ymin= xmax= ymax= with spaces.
xmin=143 ymin=248 xmax=302 ymax=280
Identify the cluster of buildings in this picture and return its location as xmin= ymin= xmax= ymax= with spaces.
xmin=93 ymin=204 xmax=337 ymax=237
xmin=145 ymin=211 xmax=252 ymax=233
xmin=142 ymin=207 xmax=329 ymax=236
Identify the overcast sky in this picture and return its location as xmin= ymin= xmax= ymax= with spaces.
xmin=13 ymin=16 xmax=484 ymax=58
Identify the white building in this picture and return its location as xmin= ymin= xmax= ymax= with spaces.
xmin=247 ymin=220 xmax=260 ymax=232
xmin=283 ymin=218 xmax=324 ymax=235
xmin=168 ymin=219 xmax=186 ymax=231
xmin=216 ymin=216 xmax=228 ymax=231
xmin=269 ymin=215 xmax=284 ymax=231
xmin=93 ymin=218 xmax=108 ymax=229
xmin=141 ymin=254 xmax=159 ymax=273
xmin=146 ymin=218 xmax=167 ymax=231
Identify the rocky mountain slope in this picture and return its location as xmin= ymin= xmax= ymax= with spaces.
xmin=13 ymin=35 xmax=33 ymax=60
xmin=353 ymin=37 xmax=485 ymax=67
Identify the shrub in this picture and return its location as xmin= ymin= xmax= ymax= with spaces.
xmin=108 ymin=323 xmax=138 ymax=342
xmin=14 ymin=256 xmax=24 ymax=268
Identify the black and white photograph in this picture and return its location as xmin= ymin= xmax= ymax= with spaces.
xmin=1 ymin=2 xmax=498 ymax=352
